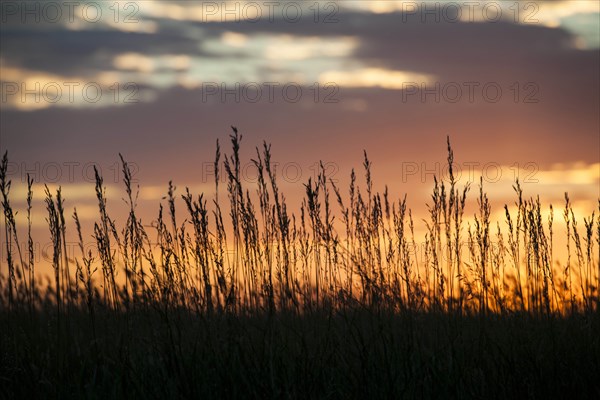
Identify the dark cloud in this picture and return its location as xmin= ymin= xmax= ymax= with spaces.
xmin=0 ymin=28 xmax=208 ymax=74
xmin=213 ymin=12 xmax=585 ymax=79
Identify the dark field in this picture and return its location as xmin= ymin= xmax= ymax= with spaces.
xmin=2 ymin=308 xmax=599 ymax=399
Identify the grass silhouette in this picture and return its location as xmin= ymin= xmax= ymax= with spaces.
xmin=1 ymin=127 xmax=598 ymax=399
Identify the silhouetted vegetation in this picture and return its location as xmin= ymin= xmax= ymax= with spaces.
xmin=1 ymin=128 xmax=599 ymax=399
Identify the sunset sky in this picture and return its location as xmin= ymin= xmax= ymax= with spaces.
xmin=1 ymin=1 xmax=598 ymax=264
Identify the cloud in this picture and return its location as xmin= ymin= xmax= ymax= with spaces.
xmin=319 ymin=68 xmax=434 ymax=89
xmin=3 ymin=9 xmax=596 ymax=103
xmin=1 ymin=3 xmax=597 ymax=195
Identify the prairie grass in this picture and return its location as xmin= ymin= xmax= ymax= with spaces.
xmin=1 ymin=128 xmax=599 ymax=399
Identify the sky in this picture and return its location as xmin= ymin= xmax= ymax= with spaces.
xmin=0 ymin=1 xmax=599 ymax=269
